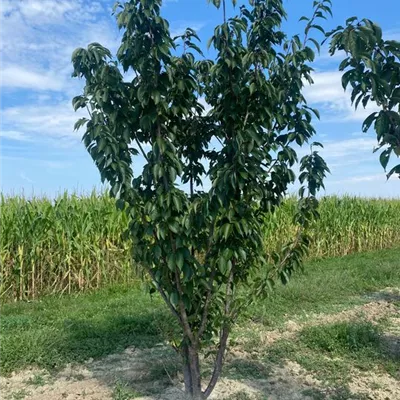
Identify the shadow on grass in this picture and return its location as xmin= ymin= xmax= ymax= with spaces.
xmin=0 ymin=302 xmax=179 ymax=375
xmin=366 ymin=290 xmax=400 ymax=303
xmin=223 ymin=358 xmax=272 ymax=380
xmin=61 ymin=310 xmax=179 ymax=364
xmin=83 ymin=345 xmax=181 ymax=397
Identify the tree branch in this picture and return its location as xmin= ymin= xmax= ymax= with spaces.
xmin=175 ymin=267 xmax=196 ymax=345
xmin=147 ymin=267 xmax=182 ymax=324
xmin=197 ymin=265 xmax=216 ymax=340
xmin=135 ymin=138 xmax=149 ymax=162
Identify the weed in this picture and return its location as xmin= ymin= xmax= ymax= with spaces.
xmin=25 ymin=373 xmax=46 ymax=386
xmin=7 ymin=390 xmax=31 ymax=400
xmin=112 ymin=381 xmax=141 ymax=400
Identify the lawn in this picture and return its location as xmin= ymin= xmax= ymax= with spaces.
xmin=1 ymin=248 xmax=399 ymax=399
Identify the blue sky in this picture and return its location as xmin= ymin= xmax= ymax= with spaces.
xmin=1 ymin=0 xmax=399 ymax=198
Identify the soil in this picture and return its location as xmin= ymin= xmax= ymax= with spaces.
xmin=1 ymin=288 xmax=399 ymax=400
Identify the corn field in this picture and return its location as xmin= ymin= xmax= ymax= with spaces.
xmin=1 ymin=192 xmax=399 ymax=302
xmin=0 ymin=192 xmax=134 ymax=302
xmin=264 ymin=196 xmax=400 ymax=257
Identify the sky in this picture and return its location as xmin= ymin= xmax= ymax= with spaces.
xmin=1 ymin=0 xmax=399 ymax=199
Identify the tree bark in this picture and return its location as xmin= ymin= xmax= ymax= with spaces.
xmin=182 ymin=341 xmax=203 ymax=399
xmin=202 ymin=325 xmax=229 ymax=398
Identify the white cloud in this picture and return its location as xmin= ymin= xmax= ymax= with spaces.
xmin=303 ymin=71 xmax=380 ymax=122
xmin=1 ymin=66 xmax=63 ymax=91
xmin=3 ymin=154 xmax=74 ymax=169
xmin=319 ymin=137 xmax=377 ymax=158
xmin=1 ymin=0 xmax=104 ymax=25
xmin=295 ymin=137 xmax=377 ymax=161
xmin=1 ymin=101 xmax=87 ymax=144
xmin=331 ymin=174 xmax=386 ymax=184
xmin=0 ymin=0 xmax=118 ymax=94
xmin=170 ymin=21 xmax=206 ymax=38
xmin=18 ymin=1 xmax=76 ymax=21
xmin=0 ymin=130 xmax=31 ymax=141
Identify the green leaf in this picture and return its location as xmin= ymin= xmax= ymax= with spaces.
xmin=341 ymin=70 xmax=353 ymax=90
xmin=307 ymin=38 xmax=320 ymax=52
xmin=346 ymin=16 xmax=358 ymax=25
xmin=375 ymin=113 xmax=390 ymax=139
xmin=170 ymin=291 xmax=179 ymax=306
xmin=310 ymin=24 xmax=325 ymax=34
xmin=387 ymin=164 xmax=400 ymax=179
xmin=182 ymin=264 xmax=192 ymax=281
xmin=379 ymin=149 xmax=391 ymax=170
xmin=362 ymin=113 xmax=378 ymax=132
xmin=176 ymin=251 xmax=184 ymax=270
xmin=167 ymin=254 xmax=176 ymax=271
xmin=74 ymin=118 xmax=89 ymax=131
xmin=218 ymin=257 xmax=227 ymax=273
xmin=221 ymin=223 xmax=231 ymax=241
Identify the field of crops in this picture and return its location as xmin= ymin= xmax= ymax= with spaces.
xmin=1 ymin=192 xmax=400 ymax=302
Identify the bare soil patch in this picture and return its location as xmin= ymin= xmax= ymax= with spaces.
xmin=1 ymin=288 xmax=399 ymax=400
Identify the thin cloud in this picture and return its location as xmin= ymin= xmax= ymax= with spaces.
xmin=19 ymin=171 xmax=35 ymax=184
xmin=1 ymin=66 xmax=63 ymax=91
xmin=0 ymin=130 xmax=32 ymax=141
xmin=303 ymin=71 xmax=380 ymax=122
xmin=1 ymin=102 xmax=87 ymax=144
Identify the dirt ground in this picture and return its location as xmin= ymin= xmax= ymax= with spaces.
xmin=2 ymin=289 xmax=399 ymax=400
xmin=0 ymin=355 xmax=333 ymax=400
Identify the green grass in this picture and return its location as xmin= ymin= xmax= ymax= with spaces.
xmin=6 ymin=389 xmax=31 ymax=400
xmin=263 ymin=319 xmax=399 ymax=386
xmin=0 ymin=285 xmax=177 ymax=375
xmin=300 ymin=321 xmax=382 ymax=354
xmin=243 ymin=247 xmax=400 ymax=327
xmin=1 ymin=248 xmax=399 ymax=377
xmin=25 ymin=373 xmax=47 ymax=387
xmin=112 ymin=381 xmax=142 ymax=400
xmin=302 ymin=321 xmax=399 ymax=377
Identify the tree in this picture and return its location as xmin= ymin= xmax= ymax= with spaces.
xmin=71 ymin=0 xmax=331 ymax=398
xmin=326 ymin=18 xmax=400 ymax=179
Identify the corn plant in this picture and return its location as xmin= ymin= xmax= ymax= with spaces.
xmin=1 ymin=193 xmax=399 ymax=302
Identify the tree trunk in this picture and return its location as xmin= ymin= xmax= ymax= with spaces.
xmin=182 ymin=342 xmax=203 ymax=399
xmin=202 ymin=325 xmax=229 ymax=399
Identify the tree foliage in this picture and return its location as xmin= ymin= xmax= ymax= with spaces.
xmin=71 ymin=0 xmax=332 ymax=398
xmin=326 ymin=18 xmax=400 ymax=179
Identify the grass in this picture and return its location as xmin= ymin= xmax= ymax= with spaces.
xmin=1 ymin=248 xmax=399 ymax=378
xmin=299 ymin=321 xmax=382 ymax=354
xmin=0 ymin=285 xmax=177 ymax=375
xmin=112 ymin=381 xmax=142 ymax=400
xmin=1 ymin=193 xmax=400 ymax=301
xmin=25 ymin=373 xmax=47 ymax=387
xmin=242 ymin=247 xmax=400 ymax=327
xmin=7 ymin=389 xmax=31 ymax=400
xmin=263 ymin=319 xmax=399 ymax=386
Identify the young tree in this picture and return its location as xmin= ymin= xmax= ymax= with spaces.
xmin=327 ymin=19 xmax=400 ymax=179
xmin=72 ymin=0 xmax=331 ymax=398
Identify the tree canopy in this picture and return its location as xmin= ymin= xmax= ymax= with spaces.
xmin=71 ymin=0 xmax=398 ymax=398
